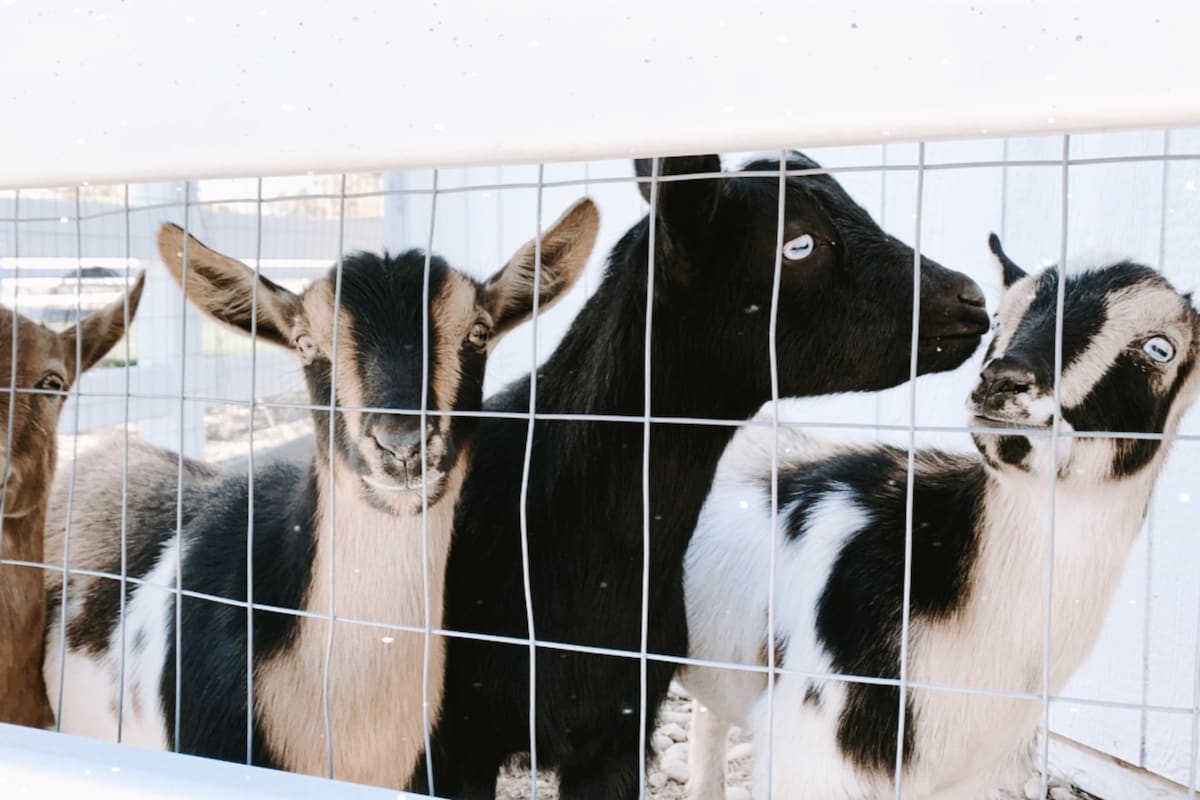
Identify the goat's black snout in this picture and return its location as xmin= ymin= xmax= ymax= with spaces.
xmin=957 ymin=280 xmax=987 ymax=310
xmin=364 ymin=412 xmax=435 ymax=473
xmin=372 ymin=425 xmax=424 ymax=465
xmin=919 ymin=263 xmax=991 ymax=339
xmin=972 ymin=360 xmax=1036 ymax=407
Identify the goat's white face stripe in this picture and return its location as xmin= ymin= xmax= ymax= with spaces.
xmin=988 ymin=274 xmax=1040 ymax=357
xmin=1057 ymin=284 xmax=1194 ymax=409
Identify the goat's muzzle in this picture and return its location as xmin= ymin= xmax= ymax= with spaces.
xmin=360 ymin=419 xmax=454 ymax=498
xmin=967 ymin=357 xmax=1054 ymax=429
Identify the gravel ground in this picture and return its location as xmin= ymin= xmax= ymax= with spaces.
xmin=495 ymin=683 xmax=1100 ymax=800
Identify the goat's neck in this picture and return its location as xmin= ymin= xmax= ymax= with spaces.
xmin=968 ymin=462 xmax=1161 ymax=688
xmin=254 ymin=457 xmax=466 ymax=784
xmin=0 ymin=501 xmax=55 ymax=727
xmin=537 ymin=267 xmax=763 ymax=424
xmin=1 ymin=499 xmax=46 ymax=562
xmin=306 ymin=461 xmax=465 ymax=623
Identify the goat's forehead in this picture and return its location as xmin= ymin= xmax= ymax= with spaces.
xmin=297 ymin=256 xmax=482 ymax=345
xmin=0 ymin=314 xmax=63 ymax=368
xmin=1000 ymin=266 xmax=1183 ymax=327
xmin=991 ymin=266 xmax=1196 ymax=370
xmin=1102 ymin=283 xmax=1195 ymax=338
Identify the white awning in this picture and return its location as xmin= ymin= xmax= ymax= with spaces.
xmin=2 ymin=0 xmax=1197 ymax=188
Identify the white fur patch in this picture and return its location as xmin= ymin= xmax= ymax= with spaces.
xmin=46 ymin=535 xmax=176 ymax=748
xmin=682 ymin=417 xmax=872 ymax=798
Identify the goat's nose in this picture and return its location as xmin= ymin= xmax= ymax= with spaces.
xmin=372 ymin=426 xmax=423 ymax=463
xmin=978 ymin=360 xmax=1036 ymax=398
xmin=957 ymin=280 xmax=986 ymax=309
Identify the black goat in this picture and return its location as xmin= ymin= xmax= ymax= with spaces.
xmin=414 ymin=153 xmax=991 ymax=798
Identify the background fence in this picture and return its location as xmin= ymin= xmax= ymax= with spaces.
xmin=3 ymin=127 xmax=1199 ymax=795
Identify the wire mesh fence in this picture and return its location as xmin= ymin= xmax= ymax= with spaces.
xmin=1 ymin=130 xmax=1199 ymax=799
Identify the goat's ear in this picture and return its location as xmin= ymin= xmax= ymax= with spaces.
xmin=1186 ymin=292 xmax=1200 ymax=322
xmin=157 ymin=223 xmax=300 ymax=348
xmin=634 ymin=158 xmax=655 ymax=204
xmin=988 ymin=233 xmax=1027 ymax=288
xmin=636 ymin=154 xmax=723 ymax=237
xmin=482 ymin=198 xmax=599 ymax=338
xmin=60 ymin=271 xmax=147 ymax=377
xmin=638 ymin=154 xmax=720 ymax=273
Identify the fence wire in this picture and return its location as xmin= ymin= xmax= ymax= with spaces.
xmin=2 ymin=137 xmax=1199 ymax=800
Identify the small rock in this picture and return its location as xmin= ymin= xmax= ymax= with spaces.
xmin=660 ymin=722 xmax=688 ymax=742
xmin=658 ymin=740 xmax=691 ymax=783
xmin=727 ymin=741 xmax=753 ymax=761
xmin=727 ymin=788 xmax=752 ymax=800
xmin=659 ymin=753 xmax=689 ymax=784
xmin=659 ymin=710 xmax=690 ymax=726
xmin=664 ymin=741 xmax=689 ymax=762
xmin=653 ymin=733 xmax=672 ymax=751
xmin=1023 ymin=777 xmax=1041 ymax=799
xmin=647 ymin=771 xmax=667 ymax=789
xmin=1049 ymin=788 xmax=1075 ymax=800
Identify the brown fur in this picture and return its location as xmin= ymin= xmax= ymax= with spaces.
xmin=0 ymin=275 xmax=144 ymax=727
xmin=156 ymin=224 xmax=301 ymax=348
xmin=482 ymin=199 xmax=600 ymax=336
xmin=430 ymin=270 xmax=481 ymax=413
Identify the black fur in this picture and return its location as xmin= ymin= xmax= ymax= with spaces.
xmin=783 ymin=450 xmax=985 ymax=772
xmin=162 ymin=463 xmax=318 ymax=763
xmin=416 ymin=153 xmax=990 ymax=798
xmin=996 ymin=435 xmax=1032 ymax=466
xmin=988 ymin=232 xmax=1027 ymax=288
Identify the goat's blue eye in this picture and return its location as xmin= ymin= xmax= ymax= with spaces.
xmin=782 ymin=234 xmax=815 ymax=261
xmin=1143 ymin=336 xmax=1174 ymax=363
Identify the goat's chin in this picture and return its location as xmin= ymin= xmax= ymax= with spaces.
xmin=360 ymin=471 xmax=448 ymax=512
xmin=915 ymin=334 xmax=984 ymax=374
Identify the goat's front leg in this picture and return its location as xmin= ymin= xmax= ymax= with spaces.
xmin=557 ymin=751 xmax=641 ymax=800
xmin=0 ymin=562 xmax=54 ymax=729
xmin=688 ymin=697 xmax=730 ymax=800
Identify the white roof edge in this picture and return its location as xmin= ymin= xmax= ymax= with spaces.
xmin=2 ymin=0 xmax=1198 ymax=190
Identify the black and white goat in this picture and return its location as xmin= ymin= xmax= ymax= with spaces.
xmin=415 ymin=153 xmax=990 ymax=798
xmin=41 ymin=203 xmax=598 ymax=788
xmin=682 ymin=237 xmax=1200 ymax=799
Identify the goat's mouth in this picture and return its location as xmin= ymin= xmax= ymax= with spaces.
xmin=918 ymin=331 xmax=984 ymax=350
xmin=913 ymin=331 xmax=985 ymax=373
xmin=917 ymin=313 xmax=988 ymax=353
xmin=361 ymin=470 xmax=447 ymax=495
xmin=967 ymin=405 xmax=1053 ymax=431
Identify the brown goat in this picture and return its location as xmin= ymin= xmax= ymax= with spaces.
xmin=0 ymin=275 xmax=145 ymax=727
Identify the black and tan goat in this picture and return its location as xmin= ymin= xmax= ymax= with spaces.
xmin=683 ymin=237 xmax=1200 ymax=799
xmin=41 ymin=203 xmax=597 ymax=788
